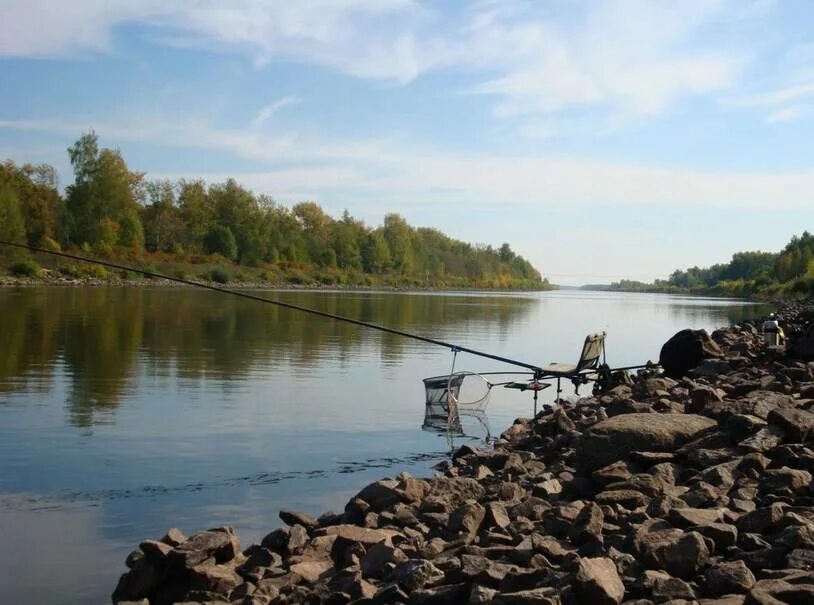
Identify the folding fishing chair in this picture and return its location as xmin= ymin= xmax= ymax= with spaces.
xmin=540 ymin=332 xmax=606 ymax=401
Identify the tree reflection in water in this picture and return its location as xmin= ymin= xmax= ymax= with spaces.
xmin=0 ymin=288 xmax=537 ymax=427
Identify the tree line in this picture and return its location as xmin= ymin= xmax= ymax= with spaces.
xmin=603 ymin=232 xmax=814 ymax=298
xmin=0 ymin=132 xmax=548 ymax=289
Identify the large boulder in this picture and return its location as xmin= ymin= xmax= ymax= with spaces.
xmin=578 ymin=413 xmax=717 ymax=472
xmin=660 ymin=329 xmax=723 ymax=378
xmin=573 ymin=557 xmax=625 ymax=605
xmin=790 ymin=322 xmax=814 ymax=360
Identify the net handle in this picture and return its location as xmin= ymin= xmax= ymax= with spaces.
xmin=446 ymin=350 xmax=459 ymax=428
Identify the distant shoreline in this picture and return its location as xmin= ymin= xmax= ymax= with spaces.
xmin=0 ymin=274 xmax=555 ymax=293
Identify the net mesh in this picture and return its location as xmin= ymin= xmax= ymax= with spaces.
xmin=421 ymin=372 xmax=491 ymax=433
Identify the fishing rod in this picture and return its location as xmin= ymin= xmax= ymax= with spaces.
xmin=0 ymin=239 xmax=544 ymax=374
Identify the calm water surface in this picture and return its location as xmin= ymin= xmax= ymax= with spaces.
xmin=0 ymin=287 xmax=771 ymax=604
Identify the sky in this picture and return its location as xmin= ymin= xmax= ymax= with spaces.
xmin=1 ymin=0 xmax=813 ymax=285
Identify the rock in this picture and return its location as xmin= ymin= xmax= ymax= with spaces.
xmin=491 ymin=587 xmax=560 ymax=604
xmin=532 ymin=534 xmax=575 ymax=563
xmin=693 ymin=523 xmax=738 ymax=551
xmin=660 ymin=329 xmax=723 ymax=378
xmin=739 ymin=426 xmax=784 ymax=453
xmin=186 ymin=563 xmax=243 ymax=593
xmin=669 ymin=508 xmax=725 ymax=529
xmin=570 ymin=502 xmax=604 ymax=546
xmin=448 ymin=502 xmax=486 ymax=539
xmin=168 ymin=527 xmax=240 ymax=568
xmin=361 ymin=542 xmax=408 ymax=578
xmin=161 ymin=528 xmax=187 ymax=547
xmin=280 ymin=509 xmax=319 ymax=530
xmin=595 ymin=490 xmax=650 ymax=509
xmin=690 ymin=385 xmax=725 ymax=411
xmin=736 ymin=505 xmax=785 ymax=534
xmin=759 ymin=467 xmax=813 ymax=496
xmin=409 ymin=582 xmax=470 ymax=604
xmin=534 ymin=479 xmax=563 ymax=498
xmin=287 ymin=524 xmax=309 ymax=554
xmin=573 ymin=556 xmax=625 ymax=605
xmin=648 ymin=531 xmax=710 ymax=579
xmin=790 ymin=322 xmax=814 ymax=360
xmin=427 ymin=477 xmax=486 ymax=508
xmin=786 ymin=548 xmax=814 ymax=569
xmin=485 ymin=501 xmax=511 ymax=530
xmin=355 ymin=478 xmax=403 ymax=510
xmin=704 ymin=560 xmax=755 ymax=595
xmin=579 ymin=413 xmax=717 ymax=471
xmin=649 ymin=572 xmax=696 ymax=602
xmin=593 ymin=462 xmax=633 ymax=486
xmin=138 ymin=540 xmax=173 ymax=564
xmin=469 ymin=584 xmax=498 ymax=604
xmin=290 ymin=560 xmax=333 ymax=584
xmin=392 ymin=559 xmax=445 ymax=591
xmin=767 ymin=408 xmax=814 ymax=443
xmin=112 ymin=559 xmax=164 ymax=603
xmin=315 ymin=524 xmax=402 ymax=545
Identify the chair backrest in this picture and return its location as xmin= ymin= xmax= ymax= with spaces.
xmin=576 ymin=332 xmax=606 ymax=370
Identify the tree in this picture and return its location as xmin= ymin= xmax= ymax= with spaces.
xmin=0 ymin=181 xmax=26 ymax=243
xmin=363 ymin=230 xmax=392 ymax=273
xmin=203 ymin=225 xmax=238 ymax=261
xmin=143 ymin=180 xmax=185 ymax=253
xmin=65 ymin=132 xmax=144 ymax=249
xmin=209 ymin=179 xmax=263 ymax=264
xmin=0 ymin=161 xmax=63 ymax=246
xmin=382 ymin=213 xmax=413 ymax=274
xmin=177 ymin=179 xmax=213 ymax=253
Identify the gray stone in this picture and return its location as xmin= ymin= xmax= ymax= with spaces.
xmin=704 ymin=560 xmax=755 ymax=595
xmin=169 ymin=527 xmax=240 ymax=568
xmin=573 ymin=556 xmax=625 ymax=605
xmin=649 ymin=531 xmax=710 ymax=579
xmin=392 ymin=559 xmax=445 ymax=591
xmin=448 ymin=502 xmax=486 ymax=539
xmin=279 ymin=509 xmax=319 ymax=530
xmin=579 ymin=413 xmax=717 ymax=471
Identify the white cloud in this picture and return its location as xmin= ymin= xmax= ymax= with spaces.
xmin=5 ymin=115 xmax=814 ymax=211
xmin=253 ymin=97 xmax=300 ymax=127
xmin=463 ymin=0 xmax=741 ymax=125
xmin=0 ymin=0 xmax=749 ymax=126
xmin=724 ymin=82 xmax=814 ymax=108
xmin=766 ymin=105 xmax=809 ymax=124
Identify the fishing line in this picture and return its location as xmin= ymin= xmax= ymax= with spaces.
xmin=0 ymin=239 xmax=544 ymax=373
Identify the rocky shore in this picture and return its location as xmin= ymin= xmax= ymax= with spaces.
xmin=112 ymin=301 xmax=814 ymax=605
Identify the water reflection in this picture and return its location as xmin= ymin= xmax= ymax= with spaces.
xmin=0 ymin=288 xmax=771 ymax=605
xmin=0 ymin=288 xmax=536 ymax=427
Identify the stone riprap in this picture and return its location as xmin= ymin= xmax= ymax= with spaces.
xmin=113 ymin=301 xmax=814 ymax=605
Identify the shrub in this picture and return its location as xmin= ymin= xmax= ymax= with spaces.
xmin=284 ymin=269 xmax=312 ymax=285
xmin=40 ymin=236 xmax=61 ymax=252
xmin=85 ymin=265 xmax=109 ymax=280
xmin=59 ymin=265 xmax=82 ymax=278
xmin=210 ymin=266 xmax=231 ymax=284
xmin=142 ymin=262 xmax=159 ymax=279
xmin=10 ymin=259 xmax=41 ymax=278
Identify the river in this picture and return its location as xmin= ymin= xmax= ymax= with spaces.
xmin=0 ymin=287 xmax=770 ymax=603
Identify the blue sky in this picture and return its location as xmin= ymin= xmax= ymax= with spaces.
xmin=1 ymin=0 xmax=813 ymax=284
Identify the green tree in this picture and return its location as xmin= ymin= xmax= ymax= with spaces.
xmin=0 ymin=181 xmax=26 ymax=243
xmin=363 ymin=230 xmax=392 ymax=273
xmin=65 ymin=132 xmax=144 ymax=249
xmin=177 ymin=179 xmax=213 ymax=253
xmin=382 ymin=213 xmax=413 ymax=274
xmin=203 ymin=225 xmax=238 ymax=261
